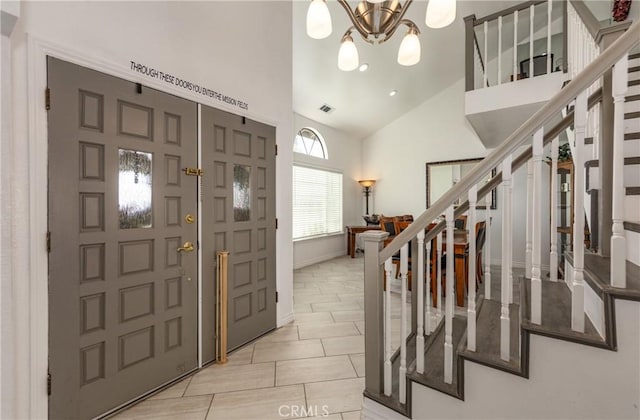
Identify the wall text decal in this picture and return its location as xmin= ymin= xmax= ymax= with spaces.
xmin=130 ymin=61 xmax=249 ymax=110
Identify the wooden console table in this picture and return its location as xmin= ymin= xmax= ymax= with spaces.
xmin=346 ymin=225 xmax=381 ymax=258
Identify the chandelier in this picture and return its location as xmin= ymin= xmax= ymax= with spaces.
xmin=306 ymin=0 xmax=457 ymax=71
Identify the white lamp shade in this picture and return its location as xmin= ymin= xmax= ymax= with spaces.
xmin=426 ymin=0 xmax=456 ymax=29
xmin=307 ymin=0 xmax=332 ymax=39
xmin=397 ymin=32 xmax=421 ymax=66
xmin=366 ymin=0 xmax=386 ymax=3
xmin=338 ymin=39 xmax=359 ymax=71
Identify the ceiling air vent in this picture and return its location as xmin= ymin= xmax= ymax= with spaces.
xmin=319 ymin=104 xmax=334 ymax=113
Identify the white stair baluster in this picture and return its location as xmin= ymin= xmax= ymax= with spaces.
xmin=437 ymin=231 xmax=443 ymax=320
xmin=611 ymin=55 xmax=628 ymax=287
xmin=484 ymin=21 xmax=488 ymax=88
xmin=526 ymin=160 xmax=533 ymax=278
xmin=498 ymin=16 xmax=503 ymax=85
xmin=501 ymin=155 xmax=512 ymax=361
xmin=550 ymin=137 xmax=559 ymax=282
xmin=531 ymin=127 xmax=544 ymax=325
xmin=384 ymin=258 xmax=393 ymax=396
xmin=444 ymin=206 xmax=455 ymax=384
xmin=484 ymin=190 xmax=492 ymax=300
xmin=426 ymin=235 xmax=433 ymax=333
xmin=399 ymin=244 xmax=409 ymax=403
xmin=417 ymin=230 xmax=425 ymax=374
xmin=467 ymin=186 xmax=477 ymax=351
xmin=572 ymin=91 xmax=588 ymax=332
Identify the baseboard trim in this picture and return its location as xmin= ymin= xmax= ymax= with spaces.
xmin=277 ymin=311 xmax=294 ymax=328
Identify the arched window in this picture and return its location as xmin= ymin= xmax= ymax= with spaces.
xmin=293 ymin=127 xmax=327 ymax=159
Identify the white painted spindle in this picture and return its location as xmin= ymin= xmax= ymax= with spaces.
xmin=572 ymin=91 xmax=587 ymax=332
xmin=611 ymin=55 xmax=628 ymax=287
xmin=501 ymin=155 xmax=512 ymax=361
xmin=531 ymin=128 xmax=544 ymax=325
xmin=547 ymin=0 xmax=552 ymax=74
xmin=436 ymin=231 xmax=443 ymax=319
xmin=416 ymin=230 xmax=425 ymax=374
xmin=484 ymin=21 xmax=488 ymax=88
xmin=525 ymin=160 xmax=533 ymax=278
xmin=484 ymin=192 xmax=492 ymax=300
xmin=513 ymin=10 xmax=518 ymax=80
xmin=467 ymin=186 xmax=477 ymax=351
xmin=498 ymin=15 xmax=503 ymax=84
xmin=550 ymin=137 xmax=559 ymax=282
xmin=529 ymin=5 xmax=534 ymax=78
xmin=399 ymin=244 xmax=409 ymax=403
xmin=444 ymin=206 xmax=454 ymax=384
xmin=426 ymin=236 xmax=433 ymax=333
xmin=383 ymin=259 xmax=393 ymax=396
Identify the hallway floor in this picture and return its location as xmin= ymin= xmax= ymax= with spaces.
xmin=114 ymin=256 xmax=367 ymax=420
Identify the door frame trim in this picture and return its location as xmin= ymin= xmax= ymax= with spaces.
xmin=25 ymin=34 xmax=282 ymax=419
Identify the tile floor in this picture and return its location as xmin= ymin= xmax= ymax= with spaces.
xmin=114 ymin=256 xmax=369 ymax=420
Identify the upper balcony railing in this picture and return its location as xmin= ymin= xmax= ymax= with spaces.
xmin=464 ymin=0 xmax=567 ymax=92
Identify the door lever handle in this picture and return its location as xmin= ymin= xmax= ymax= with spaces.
xmin=177 ymin=241 xmax=195 ymax=253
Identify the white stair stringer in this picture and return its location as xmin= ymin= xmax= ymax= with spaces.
xmin=409 ymin=300 xmax=640 ymax=419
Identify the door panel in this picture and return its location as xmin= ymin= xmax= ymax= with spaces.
xmin=201 ymin=105 xmax=276 ymax=354
xmin=48 ymin=57 xmax=198 ymax=419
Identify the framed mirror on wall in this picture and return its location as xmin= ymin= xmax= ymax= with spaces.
xmin=426 ymin=158 xmax=497 ymax=209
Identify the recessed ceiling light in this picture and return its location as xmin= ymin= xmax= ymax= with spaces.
xmin=359 ymin=63 xmax=369 ymax=72
xmin=389 ymin=90 xmax=397 ymax=97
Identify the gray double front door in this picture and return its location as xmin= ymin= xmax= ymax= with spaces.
xmin=47 ymin=57 xmax=276 ymax=419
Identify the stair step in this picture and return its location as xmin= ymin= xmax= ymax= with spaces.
xmin=630 ymin=80 xmax=640 ymax=87
xmin=626 ymin=186 xmax=640 ymax=195
xmin=458 ymin=300 xmax=524 ymax=377
xmin=521 ymin=278 xmax=606 ymax=349
xmin=625 ymin=132 xmax=640 ymax=140
xmin=584 ymin=137 xmax=593 ymax=145
xmin=408 ymin=316 xmax=466 ymax=400
xmin=629 ymin=65 xmax=640 ymax=74
xmin=566 ymin=252 xmax=640 ymax=300
xmin=624 ymin=220 xmax=640 ymax=233
xmin=630 ymin=52 xmax=640 ymax=61
xmin=625 ymin=111 xmax=640 ymax=120
xmin=628 ymin=95 xmax=640 ymax=102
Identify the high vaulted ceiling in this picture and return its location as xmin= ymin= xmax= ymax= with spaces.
xmin=293 ymin=0 xmax=523 ymax=140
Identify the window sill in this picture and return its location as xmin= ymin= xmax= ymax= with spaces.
xmin=293 ymin=231 xmax=345 ymax=243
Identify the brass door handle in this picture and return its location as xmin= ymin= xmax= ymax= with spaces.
xmin=177 ymin=241 xmax=194 ymax=253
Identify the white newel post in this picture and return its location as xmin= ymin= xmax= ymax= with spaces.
xmin=526 ymin=160 xmax=533 ymax=278
xmin=572 ymin=91 xmax=587 ymax=332
xmin=444 ymin=206 xmax=454 ymax=384
xmin=531 ymin=128 xmax=544 ymax=324
xmin=399 ymin=244 xmax=409 ymax=404
xmin=611 ymin=55 xmax=628 ymax=287
xmin=484 ymin=192 xmax=492 ymax=300
xmin=417 ymin=230 xmax=425 ymax=374
xmin=550 ymin=137 xmax=559 ymax=282
xmin=383 ymin=259 xmax=393 ymax=396
xmin=501 ymin=155 xmax=512 ymax=361
xmin=467 ymin=186 xmax=477 ymax=351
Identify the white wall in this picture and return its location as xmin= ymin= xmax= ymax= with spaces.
xmin=6 ymin=2 xmax=292 ymax=418
xmin=293 ymin=113 xmax=363 ymax=269
xmin=362 ymin=78 xmax=551 ymax=267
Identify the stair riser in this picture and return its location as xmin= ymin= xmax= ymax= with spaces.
xmin=628 ymin=83 xmax=640 ymax=97
xmin=625 ymin=116 xmax=640 ymax=133
xmin=581 ymin=138 xmax=639 ymax=158
xmin=625 ymin=194 xmax=640 ymax=221
xmin=626 ymin=98 xmax=640 ymax=113
xmin=626 ymin=229 xmax=640 ymax=266
xmin=629 ymin=68 xmax=640 ymax=82
xmin=588 ymin=165 xmax=640 ymax=188
xmin=630 ymin=57 xmax=640 ymax=68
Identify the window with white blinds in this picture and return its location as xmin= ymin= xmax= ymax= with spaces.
xmin=292 ymin=165 xmax=343 ymax=240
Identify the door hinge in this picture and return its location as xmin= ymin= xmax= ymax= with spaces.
xmin=276 ymin=291 xmax=279 ymax=303
xmin=183 ymin=167 xmax=204 ymax=177
xmin=275 ymin=144 xmax=278 ymax=156
xmin=47 ymin=372 xmax=52 ymax=396
xmin=275 ymin=218 xmax=278 ymax=230
xmin=45 ymin=88 xmax=51 ymax=110
xmin=46 ymin=231 xmax=51 ymax=253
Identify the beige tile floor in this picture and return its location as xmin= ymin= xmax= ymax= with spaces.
xmin=114 ymin=255 xmax=369 ymax=420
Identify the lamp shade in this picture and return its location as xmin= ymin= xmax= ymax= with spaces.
xmin=397 ymin=31 xmax=421 ymax=66
xmin=426 ymin=0 xmax=456 ymax=29
xmin=358 ymin=179 xmax=376 ymax=188
xmin=338 ymin=37 xmax=359 ymax=71
xmin=307 ymin=0 xmax=332 ymax=39
xmin=366 ymin=0 xmax=386 ymax=3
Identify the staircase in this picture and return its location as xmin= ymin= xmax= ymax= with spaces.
xmin=360 ymin=5 xmax=640 ymax=419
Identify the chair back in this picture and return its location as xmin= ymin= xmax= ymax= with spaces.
xmin=475 ymin=221 xmax=487 ymax=251
xmin=380 ymin=216 xmax=398 ymax=236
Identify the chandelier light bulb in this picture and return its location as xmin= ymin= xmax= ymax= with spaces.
xmin=307 ymin=0 xmax=332 ymax=39
xmin=426 ymin=0 xmax=456 ymax=29
xmin=338 ymin=36 xmax=359 ymax=71
xmin=397 ymin=30 xmax=421 ymax=66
